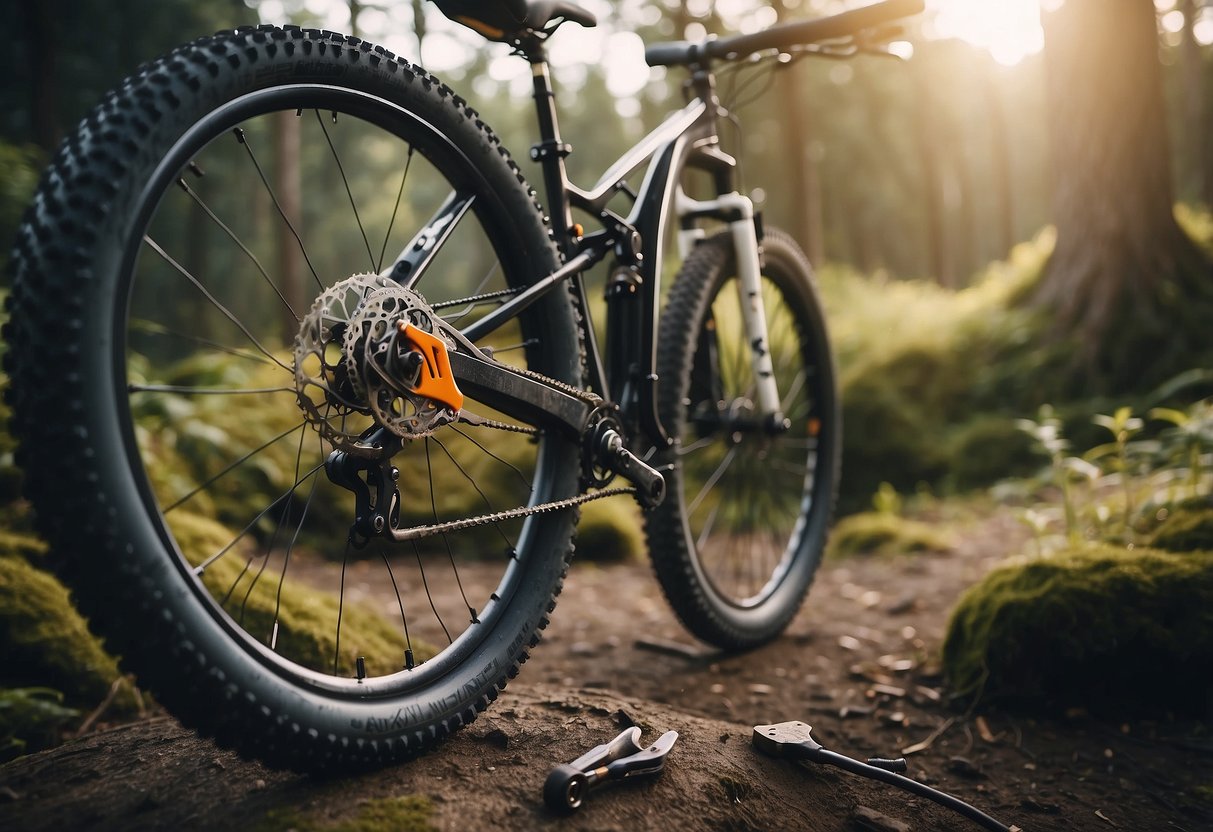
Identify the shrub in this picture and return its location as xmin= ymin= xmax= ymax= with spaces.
xmin=827 ymin=511 xmax=953 ymax=559
xmin=942 ymin=545 xmax=1213 ymax=716
xmin=575 ymin=496 xmax=645 ymax=563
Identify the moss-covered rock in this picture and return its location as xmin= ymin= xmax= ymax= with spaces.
xmin=826 ymin=512 xmax=953 ymax=559
xmin=0 ymin=547 xmax=124 ymax=703
xmin=1148 ymin=499 xmax=1213 ymax=553
xmin=942 ymin=545 xmax=1213 ymax=715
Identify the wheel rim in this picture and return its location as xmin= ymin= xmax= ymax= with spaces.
xmin=677 ymin=272 xmax=824 ymax=609
xmin=116 ymin=85 xmax=565 ymax=695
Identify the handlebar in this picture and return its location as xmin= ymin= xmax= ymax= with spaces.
xmin=645 ymin=0 xmax=925 ymax=67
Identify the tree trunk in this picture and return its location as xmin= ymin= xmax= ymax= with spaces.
xmin=910 ymin=56 xmax=950 ymax=286
xmin=1180 ymin=0 xmax=1206 ymax=205
xmin=1036 ymin=0 xmax=1213 ymax=390
xmin=773 ymin=1 xmax=824 ymax=266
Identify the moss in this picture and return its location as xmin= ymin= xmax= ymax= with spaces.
xmin=575 ymin=496 xmax=645 ymax=563
xmin=827 ymin=512 xmax=953 ymax=559
xmin=168 ymin=511 xmax=428 ymax=676
xmin=0 ymin=552 xmax=124 ymax=703
xmin=1148 ymin=500 xmax=1213 ymax=553
xmin=254 ymin=795 xmax=435 ymax=832
xmin=942 ymin=545 xmax=1213 ymax=715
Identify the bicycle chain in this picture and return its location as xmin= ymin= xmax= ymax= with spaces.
xmin=392 ymin=486 xmax=636 ymax=540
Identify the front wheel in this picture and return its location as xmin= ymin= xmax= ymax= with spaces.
xmin=647 ymin=227 xmax=840 ymax=649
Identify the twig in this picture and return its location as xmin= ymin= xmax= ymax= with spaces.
xmin=901 ymin=716 xmax=956 ymax=756
xmin=75 ymin=677 xmax=128 ymax=736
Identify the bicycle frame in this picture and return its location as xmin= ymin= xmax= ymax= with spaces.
xmin=390 ymin=34 xmax=781 ymax=452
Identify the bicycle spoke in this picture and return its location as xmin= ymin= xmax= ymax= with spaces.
xmin=449 ymin=425 xmax=533 ymax=492
xmin=144 ymin=236 xmax=293 ymax=374
xmin=688 ymin=444 xmax=739 ymax=515
xmin=380 ymin=547 xmax=415 ymax=667
xmin=427 ymin=439 xmax=482 ymax=623
xmin=333 ymin=537 xmax=353 ymax=675
xmin=129 ymin=320 xmax=280 ymax=368
xmin=269 ymin=426 xmax=320 ymax=650
xmin=315 ymin=109 xmax=376 ymax=270
xmin=177 ymin=177 xmax=301 ymax=322
xmin=413 ymin=539 xmax=452 ymax=644
xmin=233 ymin=125 xmax=324 ymax=292
xmin=377 ymin=146 xmax=414 ymax=272
xmin=192 ymin=462 xmax=325 ymax=574
xmin=129 ymin=384 xmax=295 ymax=396
xmin=163 ymin=421 xmax=307 ymax=514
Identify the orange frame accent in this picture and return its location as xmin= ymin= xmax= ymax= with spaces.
xmin=398 ymin=322 xmax=465 ymax=412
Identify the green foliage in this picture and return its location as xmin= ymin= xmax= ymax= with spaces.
xmin=942 ymin=545 xmax=1213 ymax=715
xmin=0 ymin=687 xmax=79 ymax=762
xmin=253 ymin=795 xmax=435 ymax=832
xmin=826 ymin=511 xmax=953 ymax=559
xmin=1014 ymin=396 xmax=1213 ymax=550
xmin=823 ymin=233 xmax=1057 ymax=512
xmin=0 ymin=142 xmax=44 ymax=275
xmin=575 ymin=497 xmax=645 ymax=563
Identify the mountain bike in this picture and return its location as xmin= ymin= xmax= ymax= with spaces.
xmin=4 ymin=0 xmax=923 ymax=770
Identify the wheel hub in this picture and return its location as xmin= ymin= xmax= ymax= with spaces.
xmin=293 ymin=275 xmax=464 ymax=454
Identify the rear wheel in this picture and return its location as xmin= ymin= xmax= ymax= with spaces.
xmin=647 ymin=228 xmax=840 ymax=649
xmin=4 ymin=26 xmax=581 ymax=770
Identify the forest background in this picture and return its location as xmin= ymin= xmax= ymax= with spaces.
xmin=2 ymin=0 xmax=1213 ymax=768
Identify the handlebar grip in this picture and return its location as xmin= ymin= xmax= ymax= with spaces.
xmin=645 ymin=40 xmax=696 ymax=68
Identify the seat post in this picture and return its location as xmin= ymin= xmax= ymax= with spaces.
xmin=522 ymin=39 xmax=576 ymax=256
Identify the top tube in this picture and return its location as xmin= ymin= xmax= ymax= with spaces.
xmin=645 ymin=0 xmax=924 ymax=67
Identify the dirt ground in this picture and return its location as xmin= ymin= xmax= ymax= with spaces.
xmin=2 ymin=505 xmax=1211 ymax=831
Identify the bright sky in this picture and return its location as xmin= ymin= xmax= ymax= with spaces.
xmin=926 ymin=0 xmax=1043 ymax=67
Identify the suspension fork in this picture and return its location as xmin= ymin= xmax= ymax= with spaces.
xmin=675 ymin=189 xmax=787 ymax=428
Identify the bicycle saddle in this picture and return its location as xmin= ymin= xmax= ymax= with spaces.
xmin=431 ymin=0 xmax=596 ymax=42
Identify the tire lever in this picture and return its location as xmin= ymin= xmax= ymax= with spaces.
xmin=543 ymin=726 xmax=679 ymax=814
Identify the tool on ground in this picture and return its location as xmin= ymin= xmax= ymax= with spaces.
xmin=544 ymin=726 xmax=679 ymax=814
xmin=753 ymin=721 xmax=1018 ymax=832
